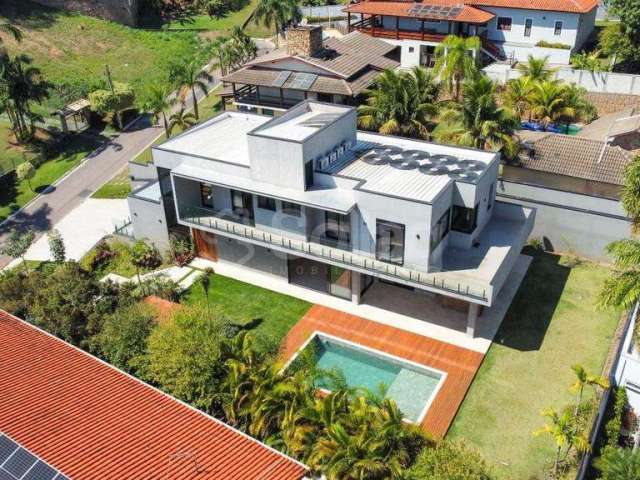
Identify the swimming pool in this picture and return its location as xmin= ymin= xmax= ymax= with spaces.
xmin=289 ymin=333 xmax=446 ymax=424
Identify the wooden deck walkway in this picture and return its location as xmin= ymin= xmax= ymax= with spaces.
xmin=282 ymin=305 xmax=485 ymax=438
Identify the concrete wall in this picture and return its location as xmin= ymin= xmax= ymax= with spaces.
xmin=128 ymin=195 xmax=170 ymax=251
xmin=497 ymin=179 xmax=631 ymax=260
xmin=128 ymin=161 xmax=158 ymax=190
xmin=31 ymin=0 xmax=139 ymax=26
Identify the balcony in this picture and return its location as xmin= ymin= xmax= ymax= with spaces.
xmin=178 ymin=204 xmax=492 ymax=304
xmin=349 ymin=17 xmax=449 ymax=42
xmin=233 ymin=85 xmax=300 ymax=111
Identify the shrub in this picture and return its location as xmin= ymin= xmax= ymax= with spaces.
xmin=605 ymin=388 xmax=628 ymax=448
xmin=47 ymin=229 xmax=66 ymax=263
xmin=131 ymin=239 xmax=162 ymax=271
xmin=132 ymin=276 xmax=181 ymax=302
xmin=91 ymin=240 xmax=116 ymax=270
xmin=536 ymin=40 xmax=572 ymax=49
xmin=406 ymin=441 xmax=494 ymax=480
xmin=595 ymin=445 xmax=640 ymax=479
xmin=169 ymin=235 xmax=194 ymax=267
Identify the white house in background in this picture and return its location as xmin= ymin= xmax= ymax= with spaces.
xmin=344 ymin=0 xmax=598 ymax=65
xmin=127 ymin=101 xmax=534 ymax=338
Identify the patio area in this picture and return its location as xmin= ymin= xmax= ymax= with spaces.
xmin=282 ymin=304 xmax=485 ymax=438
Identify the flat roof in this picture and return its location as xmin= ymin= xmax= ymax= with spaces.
xmin=331 ymin=132 xmax=496 ymax=203
xmin=251 ymin=102 xmax=352 ymax=142
xmin=0 ymin=310 xmax=307 ymax=480
xmin=157 ymin=111 xmax=271 ymax=165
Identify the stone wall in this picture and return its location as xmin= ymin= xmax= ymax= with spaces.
xmin=286 ymin=25 xmax=323 ymax=57
xmin=30 ymin=0 xmax=139 ymax=26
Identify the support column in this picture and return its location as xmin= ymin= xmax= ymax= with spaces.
xmin=395 ymin=16 xmax=399 ymax=39
xmin=351 ymin=271 xmax=362 ymax=305
xmin=347 ymin=12 xmax=351 ymax=32
xmin=466 ymin=303 xmax=479 ymax=337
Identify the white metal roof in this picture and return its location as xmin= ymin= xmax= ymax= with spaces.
xmin=158 ymin=112 xmax=270 ymax=165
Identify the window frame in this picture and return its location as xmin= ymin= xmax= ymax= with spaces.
xmin=304 ymin=160 xmax=314 ymax=190
xmin=325 ymin=211 xmax=351 ymax=245
xmin=430 ymin=208 xmax=451 ymax=253
xmin=230 ymin=189 xmax=254 ymax=222
xmin=554 ymin=20 xmax=563 ymax=36
xmin=282 ymin=201 xmax=302 ymax=217
xmin=496 ymin=16 xmax=512 ymax=31
xmin=524 ymin=18 xmax=533 ymax=37
xmin=257 ymin=195 xmax=276 ymax=212
xmin=451 ymin=204 xmax=478 ymax=234
xmin=375 ymin=219 xmax=405 ymax=266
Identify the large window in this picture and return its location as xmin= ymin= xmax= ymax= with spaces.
xmin=200 ymin=183 xmax=214 ymax=208
xmin=451 ymin=205 xmax=478 ymax=234
xmin=257 ymin=195 xmax=276 ymax=211
xmin=554 ymin=20 xmax=563 ymax=36
xmin=304 ymin=160 xmax=314 ymax=190
xmin=430 ymin=208 xmax=450 ymax=252
xmin=376 ymin=220 xmax=405 ymax=265
xmin=497 ymin=17 xmax=512 ymax=31
xmin=325 ymin=211 xmax=351 ymax=245
xmin=230 ymin=190 xmax=254 ymax=223
xmin=282 ymin=201 xmax=301 ymax=217
xmin=524 ymin=18 xmax=532 ymax=37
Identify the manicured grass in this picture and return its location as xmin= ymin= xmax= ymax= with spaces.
xmin=182 ymin=272 xmax=312 ymax=342
xmin=0 ymin=0 xmax=205 ymax=113
xmin=0 ymin=133 xmax=101 ymax=221
xmin=91 ymin=167 xmax=131 ymax=199
xmin=0 ymin=121 xmax=39 ymax=176
xmin=132 ymin=89 xmax=222 ymax=165
xmin=448 ymin=251 xmax=620 ymax=480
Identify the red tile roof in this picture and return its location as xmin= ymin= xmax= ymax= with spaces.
xmin=344 ymin=1 xmax=495 ymax=24
xmin=0 ymin=310 xmax=308 ymax=480
xmin=344 ymin=0 xmax=598 ymax=18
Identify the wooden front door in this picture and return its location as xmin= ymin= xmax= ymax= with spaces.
xmin=192 ymin=228 xmax=218 ymax=261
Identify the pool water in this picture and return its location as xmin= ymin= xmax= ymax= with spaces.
xmin=312 ymin=337 xmax=443 ymax=423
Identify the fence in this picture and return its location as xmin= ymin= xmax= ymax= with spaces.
xmin=299 ymin=5 xmax=345 ymax=19
xmin=484 ymin=64 xmax=640 ymax=95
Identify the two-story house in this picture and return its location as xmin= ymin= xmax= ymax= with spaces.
xmin=127 ymin=101 xmax=534 ymax=337
xmin=344 ymin=0 xmax=598 ymax=65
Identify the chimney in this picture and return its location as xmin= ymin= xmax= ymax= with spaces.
xmin=286 ymin=25 xmax=323 ymax=57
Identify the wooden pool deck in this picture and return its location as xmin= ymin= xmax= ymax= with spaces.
xmin=282 ymin=305 xmax=485 ymax=438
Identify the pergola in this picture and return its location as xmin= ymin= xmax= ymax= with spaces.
xmin=55 ymin=98 xmax=91 ymax=134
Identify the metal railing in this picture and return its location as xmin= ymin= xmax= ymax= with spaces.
xmin=179 ymin=205 xmax=490 ymax=302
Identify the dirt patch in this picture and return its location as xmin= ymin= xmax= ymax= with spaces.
xmin=144 ymin=295 xmax=181 ymax=325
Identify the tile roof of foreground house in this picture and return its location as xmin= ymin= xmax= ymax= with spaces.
xmin=344 ymin=0 xmax=598 ymax=17
xmin=517 ymin=133 xmax=632 ymax=185
xmin=0 ymin=310 xmax=308 ymax=480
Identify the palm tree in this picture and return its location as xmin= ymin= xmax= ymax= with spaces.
xmin=502 ymin=76 xmax=534 ymax=120
xmin=561 ymin=82 xmax=596 ymax=128
xmin=168 ymin=106 xmax=196 ymax=135
xmin=528 ymin=80 xmax=575 ymax=131
xmin=210 ymin=36 xmax=231 ymax=76
xmin=517 ymin=54 xmax=556 ymax=82
xmin=598 ymin=238 xmax=640 ymax=309
xmin=433 ymin=35 xmax=480 ymax=101
xmin=253 ymin=0 xmax=300 ymax=48
xmin=140 ymin=83 xmax=174 ymax=138
xmin=621 ymin=157 xmax=640 ymax=234
xmin=357 ymin=67 xmax=439 ymax=139
xmin=534 ymin=408 xmax=589 ymax=478
xmin=171 ymin=59 xmax=213 ymax=120
xmin=572 ymin=51 xmax=605 ymax=72
xmin=229 ymin=26 xmax=258 ymax=67
xmin=570 ymin=364 xmax=609 ymax=418
xmin=434 ymin=75 xmax=519 ymax=157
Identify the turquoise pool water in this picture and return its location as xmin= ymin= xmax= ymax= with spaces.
xmin=312 ymin=336 xmax=442 ymax=423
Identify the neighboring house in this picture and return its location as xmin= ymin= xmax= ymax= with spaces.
xmin=0 ymin=310 xmax=307 ymax=480
xmin=344 ymin=0 xmax=598 ymax=66
xmin=219 ymin=26 xmax=399 ymax=116
xmin=499 ymin=132 xmax=632 ymax=259
xmin=614 ymin=303 xmax=640 ymax=448
xmin=128 ymin=100 xmax=534 ymax=338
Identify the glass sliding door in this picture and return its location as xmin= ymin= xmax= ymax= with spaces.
xmin=328 ymin=265 xmax=351 ymax=299
xmin=376 ymin=220 xmax=405 ymax=265
xmin=230 ymin=189 xmax=254 ymax=225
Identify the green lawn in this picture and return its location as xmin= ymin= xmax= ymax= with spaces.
xmin=449 ymin=251 xmax=620 ymax=480
xmin=0 ymin=132 xmax=101 ymax=221
xmin=132 ymin=88 xmax=222 ymax=165
xmin=182 ymin=272 xmax=312 ymax=343
xmin=0 ymin=121 xmax=39 ymax=176
xmin=91 ymin=167 xmax=131 ymax=199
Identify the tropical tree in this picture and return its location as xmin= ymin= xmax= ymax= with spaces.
xmin=358 ymin=66 xmax=440 ymax=139
xmin=229 ymin=26 xmax=258 ymax=68
xmin=253 ymin=0 xmax=301 ymax=48
xmin=89 ymin=81 xmax=135 ymax=130
xmin=572 ymin=50 xmax=606 ymax=72
xmin=129 ymin=239 xmax=162 ymax=287
xmin=502 ymin=76 xmax=534 ymax=119
xmin=1 ymin=229 xmax=34 ymax=273
xmin=598 ymin=238 xmax=640 ymax=309
xmin=621 ymin=156 xmax=640 ymax=233
xmin=517 ymin=54 xmax=555 ymax=82
xmin=407 ymin=440 xmax=494 ymax=480
xmin=169 ymin=106 xmax=197 ymax=134
xmin=528 ymin=80 xmax=575 ymax=131
xmin=433 ymin=35 xmax=480 ymax=101
xmin=47 ymin=229 xmax=66 ymax=263
xmin=15 ymin=161 xmax=35 ymax=191
xmin=595 ymin=446 xmax=640 ymax=480
xmin=210 ymin=36 xmax=232 ymax=76
xmin=140 ymin=83 xmax=175 ymax=138
xmin=534 ymin=407 xmax=589 ymax=478
xmin=570 ymin=364 xmax=609 ymax=420
xmin=434 ymin=75 xmax=520 ymax=158
xmin=171 ymin=59 xmax=213 ymax=120
xmin=199 ymin=266 xmax=215 ymax=307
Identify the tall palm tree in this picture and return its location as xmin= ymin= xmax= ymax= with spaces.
xmin=433 ymin=35 xmax=480 ymax=101
xmin=168 ymin=106 xmax=196 ymax=135
xmin=253 ymin=0 xmax=300 ymax=48
xmin=140 ymin=83 xmax=175 ymax=138
xmin=534 ymin=408 xmax=589 ymax=478
xmin=517 ymin=54 xmax=556 ymax=82
xmin=210 ymin=36 xmax=231 ymax=76
xmin=528 ymin=80 xmax=575 ymax=131
xmin=171 ymin=59 xmax=213 ymax=120
xmin=570 ymin=364 xmax=609 ymax=418
xmin=502 ymin=76 xmax=534 ymax=120
xmin=357 ymin=67 xmax=439 ymax=139
xmin=621 ymin=157 xmax=640 ymax=234
xmin=434 ymin=75 xmax=519 ymax=157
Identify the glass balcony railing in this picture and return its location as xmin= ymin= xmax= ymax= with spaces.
xmin=179 ymin=204 xmax=490 ymax=302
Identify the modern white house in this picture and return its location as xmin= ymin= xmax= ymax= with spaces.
xmin=344 ymin=0 xmax=598 ymax=65
xmin=127 ymin=101 xmax=534 ymax=338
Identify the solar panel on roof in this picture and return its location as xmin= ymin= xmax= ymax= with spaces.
xmin=0 ymin=434 xmax=69 ymax=480
xmin=272 ymin=70 xmax=291 ymax=88
xmin=300 ymin=112 xmax=342 ymax=127
xmin=288 ymin=72 xmax=317 ymax=90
